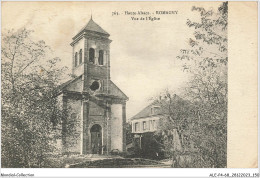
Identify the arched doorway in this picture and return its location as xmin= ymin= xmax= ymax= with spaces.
xmin=90 ymin=124 xmax=102 ymax=154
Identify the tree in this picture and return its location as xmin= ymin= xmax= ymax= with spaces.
xmin=178 ymin=2 xmax=228 ymax=168
xmin=154 ymin=2 xmax=228 ymax=168
xmin=1 ymin=29 xmax=68 ymax=167
xmin=178 ymin=2 xmax=228 ymax=105
xmin=152 ymin=91 xmax=197 ymax=167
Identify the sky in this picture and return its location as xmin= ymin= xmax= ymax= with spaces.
xmin=2 ymin=1 xmax=222 ymax=120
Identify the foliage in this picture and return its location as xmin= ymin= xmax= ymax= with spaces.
xmin=154 ymin=2 xmax=228 ymax=168
xmin=1 ymin=29 xmax=68 ymax=167
xmin=153 ymin=92 xmax=197 ymax=165
xmin=177 ymin=2 xmax=228 ymax=104
xmin=131 ymin=132 xmax=165 ymax=160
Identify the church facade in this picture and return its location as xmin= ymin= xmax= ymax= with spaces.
xmin=57 ymin=18 xmax=128 ymax=155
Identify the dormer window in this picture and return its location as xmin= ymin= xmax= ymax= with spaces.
xmin=75 ymin=52 xmax=78 ymax=67
xmin=151 ymin=106 xmax=160 ymax=115
xmin=79 ymin=49 xmax=82 ymax=64
xmin=98 ymin=50 xmax=104 ymax=65
xmin=89 ymin=48 xmax=95 ymax=63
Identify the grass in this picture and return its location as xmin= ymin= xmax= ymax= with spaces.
xmin=44 ymin=154 xmax=92 ymax=168
xmin=69 ymin=158 xmax=169 ymax=168
xmin=43 ymin=154 xmax=170 ymax=168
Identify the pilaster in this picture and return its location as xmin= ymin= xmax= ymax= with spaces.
xmin=81 ymin=95 xmax=89 ymax=154
xmin=122 ymin=103 xmax=127 ymax=152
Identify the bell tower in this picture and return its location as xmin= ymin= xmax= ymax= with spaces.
xmin=70 ymin=17 xmax=112 ymax=95
xmin=59 ymin=17 xmax=128 ymax=155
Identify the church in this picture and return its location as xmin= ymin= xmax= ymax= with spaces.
xmin=57 ymin=17 xmax=128 ymax=155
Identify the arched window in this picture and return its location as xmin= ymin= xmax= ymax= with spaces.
xmin=89 ymin=48 xmax=95 ymax=63
xmin=98 ymin=50 xmax=104 ymax=65
xmin=79 ymin=49 xmax=82 ymax=64
xmin=74 ymin=52 xmax=78 ymax=67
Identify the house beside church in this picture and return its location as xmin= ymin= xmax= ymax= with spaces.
xmin=130 ymin=101 xmax=162 ymax=151
xmin=131 ymin=102 xmax=161 ymax=135
xmin=57 ymin=17 xmax=128 ymax=155
xmin=130 ymin=96 xmax=186 ymax=158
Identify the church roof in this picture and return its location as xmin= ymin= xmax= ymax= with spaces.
xmin=108 ymin=80 xmax=128 ymax=100
xmin=57 ymin=75 xmax=82 ymax=92
xmin=73 ymin=18 xmax=109 ymax=39
xmin=57 ymin=77 xmax=128 ymax=100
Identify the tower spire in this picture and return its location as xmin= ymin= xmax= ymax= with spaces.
xmin=91 ymin=10 xmax=93 ymax=20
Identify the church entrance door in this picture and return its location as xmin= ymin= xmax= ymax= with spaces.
xmin=90 ymin=124 xmax=102 ymax=154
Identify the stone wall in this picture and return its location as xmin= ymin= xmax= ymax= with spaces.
xmin=63 ymin=98 xmax=82 ymax=154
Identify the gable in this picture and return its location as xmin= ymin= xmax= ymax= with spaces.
xmin=109 ymin=80 xmax=128 ymax=100
xmin=58 ymin=75 xmax=83 ymax=93
xmin=65 ymin=77 xmax=83 ymax=92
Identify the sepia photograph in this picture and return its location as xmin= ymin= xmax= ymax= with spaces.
xmin=0 ymin=1 xmax=258 ymax=175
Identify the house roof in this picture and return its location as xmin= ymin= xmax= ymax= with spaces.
xmin=73 ymin=18 xmax=109 ymax=39
xmin=131 ymin=95 xmax=192 ymax=121
xmin=130 ymin=100 xmax=162 ymax=121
